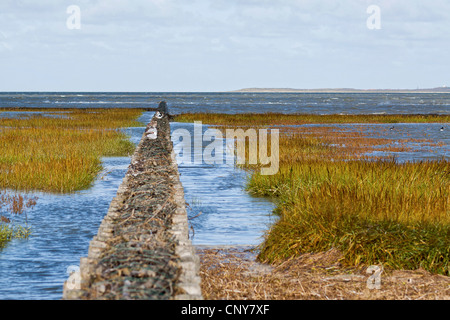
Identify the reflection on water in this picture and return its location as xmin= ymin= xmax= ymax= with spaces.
xmin=171 ymin=122 xmax=277 ymax=246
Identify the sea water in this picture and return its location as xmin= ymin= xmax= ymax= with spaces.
xmin=0 ymin=92 xmax=448 ymax=299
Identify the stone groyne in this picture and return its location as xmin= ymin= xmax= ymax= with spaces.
xmin=63 ymin=106 xmax=202 ymax=300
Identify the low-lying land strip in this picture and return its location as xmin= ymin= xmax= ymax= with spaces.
xmin=232 ymin=87 xmax=450 ymax=93
xmin=175 ymin=112 xmax=449 ymax=126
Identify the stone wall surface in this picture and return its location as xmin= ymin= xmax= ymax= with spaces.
xmin=62 ymin=109 xmax=202 ymax=300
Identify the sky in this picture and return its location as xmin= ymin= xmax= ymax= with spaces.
xmin=0 ymin=0 xmax=449 ymax=92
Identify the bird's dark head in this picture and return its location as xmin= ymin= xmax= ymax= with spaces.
xmin=158 ymin=101 xmax=168 ymax=112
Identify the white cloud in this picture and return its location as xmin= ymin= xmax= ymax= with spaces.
xmin=0 ymin=0 xmax=449 ymax=91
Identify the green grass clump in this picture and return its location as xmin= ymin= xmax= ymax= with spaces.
xmin=0 ymin=224 xmax=31 ymax=249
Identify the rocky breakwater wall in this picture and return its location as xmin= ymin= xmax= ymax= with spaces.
xmin=63 ymin=104 xmax=202 ymax=300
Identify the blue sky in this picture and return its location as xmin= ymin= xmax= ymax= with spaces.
xmin=1 ymin=0 xmax=449 ymax=92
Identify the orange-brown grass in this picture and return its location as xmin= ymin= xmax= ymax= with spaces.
xmin=250 ymin=159 xmax=449 ymax=275
xmin=0 ymin=108 xmax=143 ymax=193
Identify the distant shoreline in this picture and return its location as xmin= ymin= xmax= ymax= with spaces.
xmin=231 ymin=87 xmax=450 ymax=94
xmin=1 ymin=88 xmax=449 ymax=94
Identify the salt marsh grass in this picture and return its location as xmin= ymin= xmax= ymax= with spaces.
xmin=249 ymin=160 xmax=449 ymax=275
xmin=0 ymin=108 xmax=143 ymax=193
xmin=175 ymin=113 xmax=450 ymax=275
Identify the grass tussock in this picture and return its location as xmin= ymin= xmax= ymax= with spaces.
xmin=0 ymin=224 xmax=31 ymax=249
xmin=177 ymin=112 xmax=450 ymax=276
xmin=249 ymin=160 xmax=449 ymax=275
xmin=0 ymin=191 xmax=37 ymax=248
xmin=0 ymin=108 xmax=143 ymax=193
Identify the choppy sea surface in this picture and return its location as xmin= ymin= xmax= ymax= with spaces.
xmin=0 ymin=92 xmax=448 ymax=299
xmin=1 ymin=91 xmax=449 ymax=115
